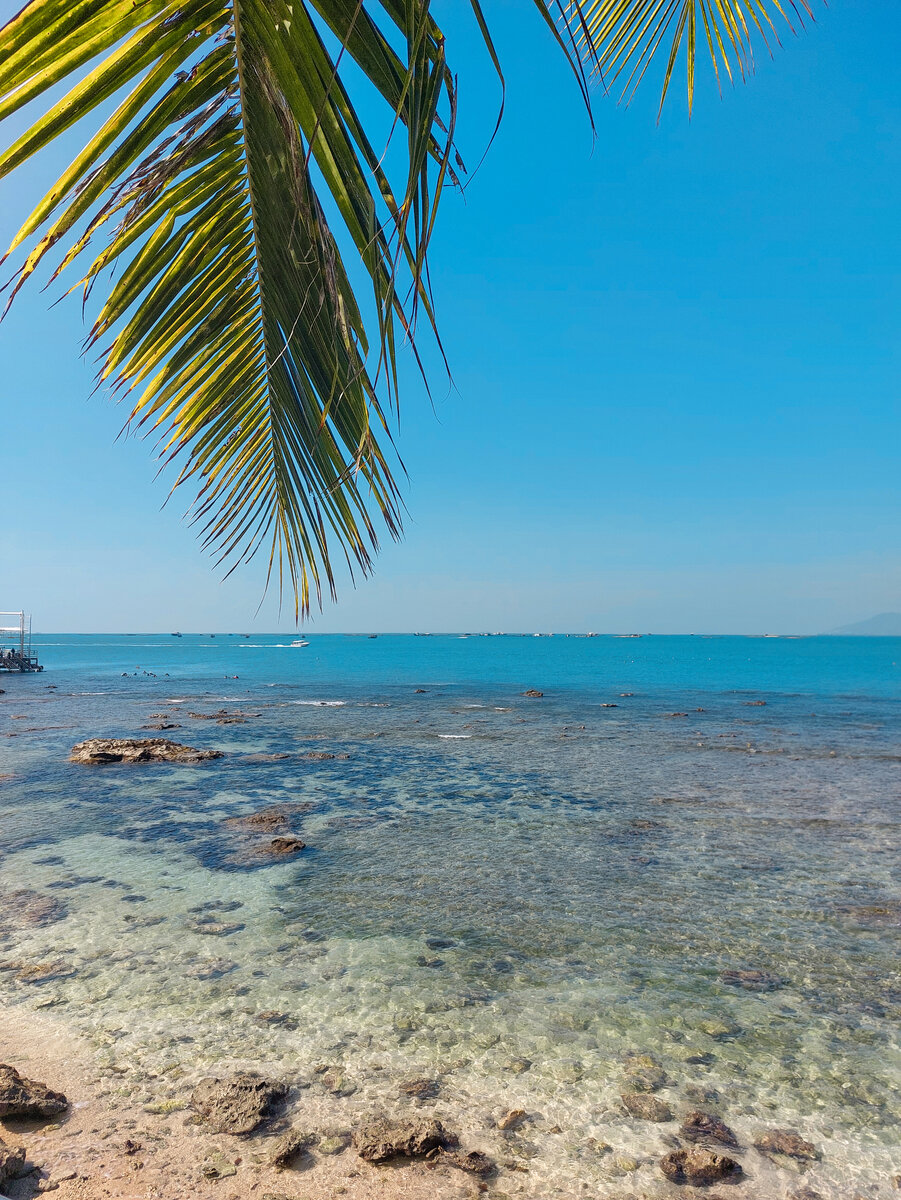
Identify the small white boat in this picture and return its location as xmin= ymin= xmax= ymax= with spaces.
xmin=290 ymin=640 xmax=310 ymax=647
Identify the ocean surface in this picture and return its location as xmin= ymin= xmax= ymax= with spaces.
xmin=1 ymin=633 xmax=899 ymax=1197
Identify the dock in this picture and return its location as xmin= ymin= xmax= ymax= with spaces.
xmin=0 ymin=612 xmax=43 ymax=672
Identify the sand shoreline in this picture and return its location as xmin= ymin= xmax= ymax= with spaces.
xmin=0 ymin=1009 xmax=482 ymax=1200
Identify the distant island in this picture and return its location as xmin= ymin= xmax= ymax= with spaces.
xmin=829 ymin=612 xmax=901 ymax=635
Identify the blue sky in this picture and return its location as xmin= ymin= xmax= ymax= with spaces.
xmin=1 ymin=1 xmax=898 ymax=632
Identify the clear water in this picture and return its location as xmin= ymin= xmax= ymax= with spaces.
xmin=1 ymin=634 xmax=899 ymax=1196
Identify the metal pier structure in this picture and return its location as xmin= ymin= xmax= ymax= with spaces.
xmin=0 ymin=612 xmax=42 ymax=672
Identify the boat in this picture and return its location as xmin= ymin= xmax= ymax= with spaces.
xmin=290 ymin=640 xmax=310 ymax=647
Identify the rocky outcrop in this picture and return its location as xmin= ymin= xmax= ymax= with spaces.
xmin=680 ymin=1110 xmax=738 ymax=1148
xmin=621 ymin=1093 xmax=672 ymax=1122
xmin=0 ymin=890 xmax=67 ymax=928
xmin=190 ymin=1073 xmax=288 ymax=1134
xmin=720 ymin=968 xmax=784 ymax=992
xmin=660 ymin=1147 xmax=742 ymax=1185
xmin=754 ymin=1128 xmax=819 ymax=1161
xmin=70 ymin=738 xmax=222 ymax=764
xmin=270 ymin=1129 xmax=316 ymax=1168
xmin=352 ymin=1116 xmax=458 ymax=1162
xmin=440 ymin=1149 xmax=496 ymax=1176
xmin=521 ymin=689 xmax=544 ymax=698
xmin=0 ymin=1137 xmax=26 ymax=1185
xmin=0 ymin=1064 xmax=68 ymax=1119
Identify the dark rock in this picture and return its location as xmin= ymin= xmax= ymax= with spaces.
xmin=439 ymin=1149 xmax=496 ymax=1177
xmin=255 ymin=1011 xmax=297 ymax=1030
xmin=680 ymin=1111 xmax=738 ymax=1148
xmin=190 ymin=1073 xmax=288 ymax=1134
xmin=753 ymin=1128 xmax=819 ymax=1162
xmin=270 ymin=1130 xmax=316 ymax=1168
xmin=0 ymin=1064 xmax=68 ymax=1119
xmin=621 ymin=1093 xmax=672 ymax=1122
xmin=720 ymin=968 xmax=785 ymax=992
xmin=141 ymin=722 xmax=182 ymax=730
xmin=70 ymin=738 xmax=222 ymax=764
xmin=352 ymin=1116 xmax=458 ymax=1162
xmin=267 ymin=837 xmax=306 ymax=856
xmin=122 ymin=1139 xmax=142 ymax=1156
xmin=300 ymin=751 xmax=350 ymax=761
xmin=223 ymin=807 xmax=293 ymax=833
xmin=503 ymin=1058 xmax=532 ymax=1074
xmin=425 ymin=937 xmax=456 ymax=950
xmin=521 ymin=689 xmax=544 ymax=698
xmin=0 ymin=1137 xmax=26 ymax=1184
xmin=398 ymin=1078 xmax=439 ymax=1100
xmin=660 ymin=1147 xmax=742 ymax=1186
xmin=0 ymin=890 xmax=68 ymax=928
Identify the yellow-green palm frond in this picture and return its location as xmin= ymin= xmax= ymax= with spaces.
xmin=570 ymin=0 xmax=816 ymax=116
xmin=0 ymin=0 xmax=464 ymax=616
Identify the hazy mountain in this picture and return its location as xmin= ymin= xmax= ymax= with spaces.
xmin=829 ymin=613 xmax=901 ymax=635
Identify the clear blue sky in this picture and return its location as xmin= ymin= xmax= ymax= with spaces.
xmin=1 ymin=2 xmax=898 ymax=632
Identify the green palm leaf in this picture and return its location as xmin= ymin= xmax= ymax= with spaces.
xmin=574 ymin=0 xmax=815 ymax=116
xmin=0 ymin=0 xmax=809 ymax=614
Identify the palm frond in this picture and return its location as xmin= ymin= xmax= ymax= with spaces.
xmin=570 ymin=0 xmax=816 ymax=116
xmin=0 ymin=0 xmax=461 ymax=616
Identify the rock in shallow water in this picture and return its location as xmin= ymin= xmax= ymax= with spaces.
xmin=660 ymin=1147 xmax=742 ymax=1186
xmin=0 ymin=1064 xmax=68 ymax=1119
xmin=680 ymin=1110 xmax=738 ymax=1148
xmin=0 ymin=1137 xmax=26 ymax=1185
xmin=70 ymin=738 xmax=222 ymax=764
xmin=621 ymin=1093 xmax=672 ymax=1122
xmin=190 ymin=1072 xmax=287 ymax=1134
xmin=720 ymin=968 xmax=785 ymax=992
xmin=754 ymin=1128 xmax=819 ymax=1161
xmin=352 ymin=1116 xmax=458 ymax=1162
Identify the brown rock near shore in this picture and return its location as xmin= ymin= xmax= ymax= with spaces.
xmin=352 ymin=1116 xmax=458 ymax=1162
xmin=0 ymin=1135 xmax=26 ymax=1185
xmin=680 ymin=1110 xmax=739 ymax=1148
xmin=0 ymin=1063 xmax=68 ymax=1119
xmin=190 ymin=1073 xmax=288 ymax=1134
xmin=754 ymin=1128 xmax=820 ymax=1161
xmin=660 ymin=1147 xmax=742 ymax=1186
xmin=621 ymin=1092 xmax=673 ymax=1122
xmin=70 ymin=738 xmax=222 ymax=764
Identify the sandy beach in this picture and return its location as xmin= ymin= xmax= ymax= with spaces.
xmin=0 ymin=1009 xmax=480 ymax=1200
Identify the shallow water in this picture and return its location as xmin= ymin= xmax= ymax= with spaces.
xmin=1 ymin=634 xmax=899 ymax=1196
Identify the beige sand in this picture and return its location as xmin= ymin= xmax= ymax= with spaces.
xmin=0 ymin=1010 xmax=486 ymax=1200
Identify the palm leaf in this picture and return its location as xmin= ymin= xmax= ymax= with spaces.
xmin=572 ymin=0 xmax=816 ymax=116
xmin=0 ymin=0 xmax=466 ymax=616
xmin=0 ymin=0 xmax=808 ymax=615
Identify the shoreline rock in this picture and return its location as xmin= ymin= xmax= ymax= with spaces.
xmin=352 ymin=1116 xmax=458 ymax=1163
xmin=190 ymin=1073 xmax=288 ymax=1135
xmin=0 ymin=1064 xmax=68 ymax=1119
xmin=70 ymin=738 xmax=223 ymax=764
xmin=660 ymin=1147 xmax=742 ymax=1186
xmin=680 ymin=1110 xmax=739 ymax=1148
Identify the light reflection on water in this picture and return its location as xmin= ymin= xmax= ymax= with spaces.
xmin=0 ymin=635 xmax=899 ymax=1196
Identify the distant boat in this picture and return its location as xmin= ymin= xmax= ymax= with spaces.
xmin=171 ymin=632 xmax=182 ymax=637
xmin=290 ymin=640 xmax=310 ymax=647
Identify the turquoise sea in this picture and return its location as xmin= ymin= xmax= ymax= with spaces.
xmin=1 ymin=634 xmax=899 ymax=1196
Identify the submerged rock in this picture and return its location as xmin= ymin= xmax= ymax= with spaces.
xmin=720 ymin=968 xmax=785 ymax=992
xmin=0 ymin=1064 xmax=68 ymax=1119
xmin=190 ymin=1072 xmax=288 ymax=1134
xmin=70 ymin=738 xmax=222 ymax=764
xmin=621 ymin=1093 xmax=672 ymax=1122
xmin=270 ymin=1129 xmax=316 ymax=1168
xmin=440 ymin=1148 xmax=496 ymax=1176
xmin=496 ymin=1108 xmax=527 ymax=1131
xmin=521 ymin=689 xmax=544 ymax=698
xmin=660 ymin=1147 xmax=742 ymax=1186
xmin=352 ymin=1116 xmax=458 ymax=1162
xmin=398 ymin=1078 xmax=439 ymax=1100
xmin=680 ymin=1111 xmax=738 ymax=1148
xmin=754 ymin=1128 xmax=819 ymax=1162
xmin=0 ymin=1137 xmax=26 ymax=1185
xmin=0 ymin=890 xmax=67 ymax=928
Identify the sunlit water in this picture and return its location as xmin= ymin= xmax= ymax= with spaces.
xmin=1 ymin=634 xmax=899 ymax=1196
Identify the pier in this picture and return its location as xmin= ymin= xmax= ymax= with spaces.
xmin=0 ymin=612 xmax=42 ymax=672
